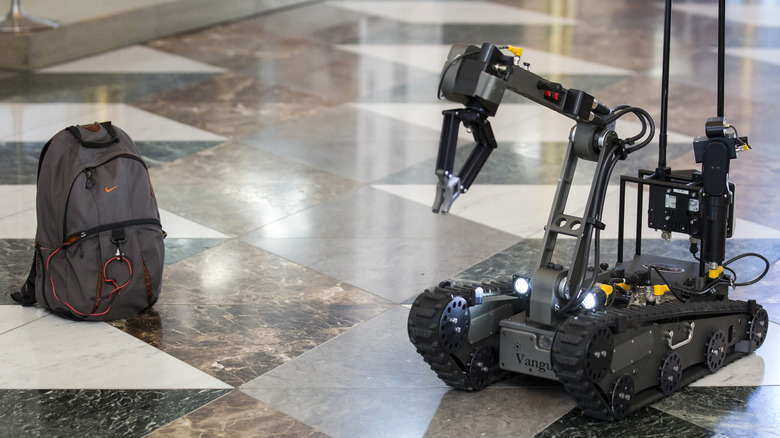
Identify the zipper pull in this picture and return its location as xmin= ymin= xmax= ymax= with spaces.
xmin=84 ymin=168 xmax=95 ymax=189
xmin=78 ymin=240 xmax=84 ymax=258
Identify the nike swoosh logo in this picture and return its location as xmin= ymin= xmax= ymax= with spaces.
xmin=105 ymin=186 xmax=118 ymax=193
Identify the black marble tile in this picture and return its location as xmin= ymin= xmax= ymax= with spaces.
xmin=1 ymin=239 xmax=35 ymax=305
xmin=135 ymin=141 xmax=225 ymax=167
xmin=0 ymin=142 xmax=44 ymax=184
xmin=653 ymin=386 xmax=780 ymax=437
xmin=666 ymin=49 xmax=780 ymax=108
xmin=113 ymin=301 xmax=390 ymax=387
xmin=147 ymin=389 xmax=328 ymax=437
xmin=425 ymin=385 xmax=576 ymax=438
xmin=0 ymin=73 xmax=222 ymax=103
xmin=591 ymin=75 xmax=776 ymax=145
xmin=535 ymin=407 xmax=727 ymax=438
xmin=0 ymin=139 xmax=222 ymax=186
xmin=111 ymin=240 xmax=392 ymax=386
xmin=727 ymin=144 xmax=780 ymax=189
xmin=145 ymin=19 xmax=319 ymax=74
xmin=130 ymin=72 xmax=333 ymax=138
xmin=0 ymin=389 xmax=231 ymax=437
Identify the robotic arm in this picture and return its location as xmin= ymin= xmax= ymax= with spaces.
xmin=433 ymin=42 xmax=617 ymax=214
xmin=433 ymin=42 xmax=655 ymax=325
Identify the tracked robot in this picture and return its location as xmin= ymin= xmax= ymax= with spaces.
xmin=407 ymin=0 xmax=770 ymax=420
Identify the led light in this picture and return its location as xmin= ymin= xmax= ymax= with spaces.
xmin=513 ymin=276 xmax=530 ymax=294
xmin=473 ymin=286 xmax=484 ymax=305
xmin=582 ymin=292 xmax=597 ymax=310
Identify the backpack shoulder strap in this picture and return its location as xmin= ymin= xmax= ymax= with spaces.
xmin=36 ymin=138 xmax=53 ymax=182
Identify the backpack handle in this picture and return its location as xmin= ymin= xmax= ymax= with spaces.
xmin=67 ymin=122 xmax=120 ymax=148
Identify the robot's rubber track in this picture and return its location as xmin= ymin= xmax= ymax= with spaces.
xmin=551 ymin=299 xmax=756 ymax=420
xmin=407 ymin=281 xmax=513 ymax=390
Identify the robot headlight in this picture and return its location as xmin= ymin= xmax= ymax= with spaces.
xmin=582 ymin=292 xmax=597 ymax=310
xmin=513 ymin=276 xmax=530 ymax=294
xmin=581 ymin=287 xmax=608 ymax=311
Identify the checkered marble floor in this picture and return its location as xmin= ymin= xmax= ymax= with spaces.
xmin=2 ymin=1 xmax=780 ymax=436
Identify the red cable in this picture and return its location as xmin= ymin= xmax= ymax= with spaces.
xmin=46 ymin=247 xmax=132 ymax=317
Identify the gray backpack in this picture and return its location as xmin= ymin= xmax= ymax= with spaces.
xmin=14 ymin=122 xmax=165 ymax=320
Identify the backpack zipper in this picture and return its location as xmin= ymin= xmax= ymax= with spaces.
xmin=84 ymin=167 xmax=95 ymax=189
xmin=64 ymin=218 xmax=163 ymax=246
xmin=61 ymin=153 xmax=150 ymax=243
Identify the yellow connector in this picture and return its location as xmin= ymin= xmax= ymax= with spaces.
xmin=507 ymin=45 xmax=524 ymax=58
xmin=708 ymin=265 xmax=724 ymax=279
xmin=653 ymin=284 xmax=670 ymax=296
xmin=598 ymin=283 xmax=614 ymax=296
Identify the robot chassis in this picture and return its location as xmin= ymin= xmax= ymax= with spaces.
xmin=407 ymin=36 xmax=770 ymax=420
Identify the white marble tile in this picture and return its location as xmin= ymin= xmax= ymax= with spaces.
xmin=724 ymin=48 xmax=780 ymax=68
xmin=352 ymin=103 xmax=691 ymax=144
xmin=336 ymin=44 xmax=631 ymax=75
xmin=0 ymin=307 xmax=232 ymax=390
xmin=373 ymin=183 xmax=555 ymax=237
xmin=692 ymin=321 xmax=780 ymax=387
xmin=37 ymin=45 xmax=227 ymax=74
xmin=714 ymin=219 xmax=780 ymax=239
xmin=669 ymin=4 xmax=780 ymax=28
xmin=0 ymin=103 xmax=98 ymax=142
xmin=327 ymin=1 xmax=577 ymax=25
xmin=0 ymin=306 xmax=49 ymax=335
xmin=0 ymin=185 xmax=36 ymax=239
xmin=0 ymin=103 xmax=226 ymax=142
xmin=354 ymin=102 xmax=561 ymax=143
xmin=488 ymin=108 xmax=691 ymax=145
xmin=352 ymin=102 xmax=485 ymax=139
xmin=158 ymin=208 xmax=231 ymax=239
xmin=242 ymin=305 xmax=448 ymax=438
xmin=374 ymin=184 xmax=780 ymax=240
xmin=0 ymin=208 xmax=36 ymax=239
xmin=0 ymin=185 xmax=36 ymax=219
xmin=243 ymin=306 xmax=444 ymax=390
xmin=335 ymin=44 xmax=449 ymax=75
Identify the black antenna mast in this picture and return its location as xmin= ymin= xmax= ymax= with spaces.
xmin=658 ymin=0 xmax=672 ymax=171
xmin=717 ymin=0 xmax=726 ymax=118
xmin=659 ymin=0 xmax=728 ymax=172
